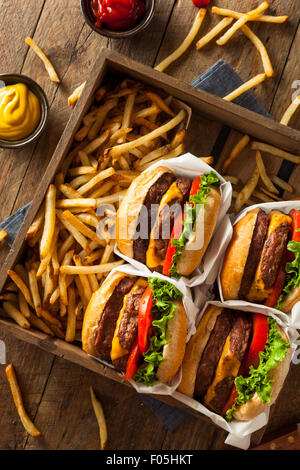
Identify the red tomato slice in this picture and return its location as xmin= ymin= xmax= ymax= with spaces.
xmin=265 ymin=252 xmax=287 ymax=308
xmin=244 ymin=313 xmax=269 ymax=372
xmin=189 ymin=176 xmax=202 ymax=202
xmin=290 ymin=209 xmax=300 ymax=243
xmin=124 ymin=338 xmax=141 ymax=381
xmin=138 ymin=286 xmax=154 ymax=354
xmin=162 ymin=213 xmax=184 ymax=276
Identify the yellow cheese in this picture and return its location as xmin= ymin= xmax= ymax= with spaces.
xmin=246 ymin=211 xmax=292 ymax=302
xmin=204 ymin=334 xmax=241 ymax=409
xmin=146 ymin=182 xmax=183 ymax=269
xmin=110 ymin=279 xmax=148 ymax=361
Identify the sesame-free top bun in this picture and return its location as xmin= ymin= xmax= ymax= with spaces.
xmin=176 ymin=187 xmax=221 ymax=276
xmin=157 ymin=299 xmax=187 ymax=383
xmin=116 ymin=166 xmax=175 ymax=259
xmin=82 ymin=271 xmax=132 ymax=356
xmin=233 ymin=327 xmax=292 ymax=421
xmin=178 ymin=305 xmax=223 ymax=396
xmin=220 ymin=208 xmax=260 ymax=300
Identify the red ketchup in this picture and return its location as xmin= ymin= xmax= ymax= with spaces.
xmin=192 ymin=0 xmax=210 ymax=7
xmin=90 ymin=0 xmax=146 ymax=31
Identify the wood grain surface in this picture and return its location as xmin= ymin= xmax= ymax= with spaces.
xmin=0 ymin=0 xmax=299 ymax=450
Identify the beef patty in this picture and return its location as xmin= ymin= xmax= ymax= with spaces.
xmin=208 ymin=313 xmax=252 ymax=414
xmin=260 ymin=222 xmax=290 ymax=289
xmin=238 ymin=210 xmax=269 ymax=299
xmin=194 ymin=309 xmax=234 ymax=399
xmin=133 ymin=172 xmax=175 ymax=264
xmin=94 ymin=276 xmax=137 ymax=360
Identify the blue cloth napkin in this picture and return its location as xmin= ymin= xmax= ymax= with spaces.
xmin=0 ymin=59 xmax=286 ymax=432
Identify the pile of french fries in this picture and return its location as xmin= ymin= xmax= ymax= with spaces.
xmin=0 ymin=79 xmax=193 ymax=343
xmin=222 ymin=136 xmax=299 ymax=212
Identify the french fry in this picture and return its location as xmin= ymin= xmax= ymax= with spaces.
xmin=241 ymin=25 xmax=274 ymax=78
xmin=250 ymin=141 xmax=300 ymax=164
xmin=59 ymin=250 xmax=74 ymax=307
xmin=68 ymin=166 xmax=97 ymax=177
xmin=0 ymin=229 xmax=8 ymax=243
xmin=56 ymin=198 xmax=98 ymax=209
xmin=199 ymin=156 xmax=214 ymax=165
xmin=82 ymin=129 xmax=110 ymax=155
xmin=68 ymin=82 xmax=86 ymax=107
xmin=18 ymin=291 xmax=31 ymax=319
xmin=28 ymin=312 xmax=55 ymax=336
xmin=271 ymin=175 xmax=294 ymax=194
xmin=73 ymin=254 xmax=93 ymax=304
xmin=255 ymin=150 xmax=279 ymax=194
xmin=280 ymin=96 xmax=300 ymax=126
xmin=65 ymin=285 xmax=76 ymax=343
xmin=90 ymin=386 xmax=108 ymax=450
xmin=155 ymin=9 xmax=207 ymax=72
xmin=252 ymin=189 xmax=276 ymax=203
xmin=216 ymin=2 xmax=270 ymax=46
xmin=88 ymin=100 xmax=118 ymax=141
xmin=232 ymin=191 xmax=255 ymax=207
xmin=145 ymin=92 xmax=175 ymax=117
xmin=60 ymin=260 xmax=124 ymax=275
xmin=234 ymin=166 xmax=260 ymax=212
xmin=6 ymin=364 xmax=41 ymax=437
xmin=2 ymin=302 xmax=31 ymax=329
xmin=57 ymin=210 xmax=91 ymax=255
xmin=105 ymin=110 xmax=186 ymax=159
xmin=223 ymin=74 xmax=266 ymax=102
xmin=40 ymin=184 xmax=56 ymax=259
xmin=25 ymin=205 xmax=45 ymax=240
xmin=212 ymin=6 xmax=288 ymax=24
xmin=258 ymin=186 xmax=282 ymax=201
xmin=76 ymin=167 xmax=115 ymax=196
xmin=40 ymin=309 xmax=63 ymax=329
xmin=7 ymin=270 xmax=34 ymax=309
xmin=196 ymin=17 xmax=234 ymax=50
xmin=28 ymin=269 xmax=42 ymax=317
xmin=25 ymin=37 xmax=60 ymax=83
xmin=222 ymin=134 xmax=250 ymax=173
xmin=62 ymin=211 xmax=104 ymax=246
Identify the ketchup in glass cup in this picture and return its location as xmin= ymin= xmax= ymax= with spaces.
xmin=90 ymin=0 xmax=147 ymax=31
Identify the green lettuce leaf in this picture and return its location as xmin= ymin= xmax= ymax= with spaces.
xmin=169 ymin=171 xmax=220 ymax=279
xmin=226 ymin=317 xmax=290 ymax=421
xmin=134 ymin=278 xmax=183 ymax=386
xmin=276 ymin=240 xmax=300 ymax=310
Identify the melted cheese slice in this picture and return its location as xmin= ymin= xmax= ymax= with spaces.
xmin=110 ymin=279 xmax=148 ymax=362
xmin=246 ymin=211 xmax=292 ymax=302
xmin=204 ymin=334 xmax=241 ymax=410
xmin=146 ymin=182 xmax=183 ymax=269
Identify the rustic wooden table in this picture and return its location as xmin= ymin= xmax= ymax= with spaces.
xmin=0 ymin=0 xmax=299 ymax=450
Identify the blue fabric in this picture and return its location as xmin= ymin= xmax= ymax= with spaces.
xmin=0 ymin=60 xmax=277 ymax=432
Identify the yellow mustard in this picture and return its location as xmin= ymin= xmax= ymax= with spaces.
xmin=0 ymin=83 xmax=41 ymax=140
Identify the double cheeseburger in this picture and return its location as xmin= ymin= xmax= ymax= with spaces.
xmin=82 ymin=271 xmax=187 ymax=385
xmin=116 ymin=166 xmax=221 ymax=278
xmin=221 ymin=208 xmax=300 ymax=312
xmin=178 ymin=305 xmax=291 ymax=421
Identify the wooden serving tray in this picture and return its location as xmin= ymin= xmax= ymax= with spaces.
xmin=0 ymin=48 xmax=299 ymax=442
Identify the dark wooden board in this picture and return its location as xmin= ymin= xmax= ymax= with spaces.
xmin=0 ymin=0 xmax=299 ymax=451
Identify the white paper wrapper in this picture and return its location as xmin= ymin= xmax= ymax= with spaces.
xmin=114 ymin=153 xmax=232 ymax=288
xmin=172 ymin=299 xmax=299 ymax=449
xmin=217 ymin=201 xmax=300 ymax=329
xmin=90 ymin=263 xmax=199 ymax=396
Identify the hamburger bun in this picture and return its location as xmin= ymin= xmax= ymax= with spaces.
xmin=116 ymin=166 xmax=175 ymax=259
xmin=157 ymin=299 xmax=187 ymax=383
xmin=221 ymin=208 xmax=260 ymax=300
xmin=176 ymin=187 xmax=221 ymax=276
xmin=233 ymin=327 xmax=292 ymax=421
xmin=82 ymin=271 xmax=133 ymax=356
